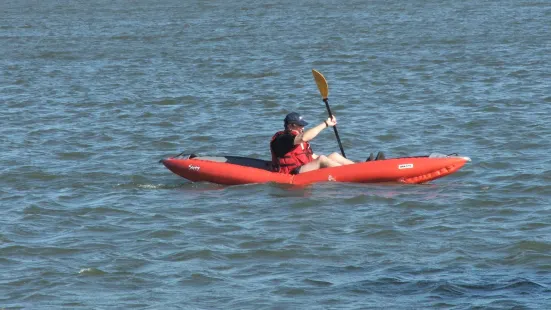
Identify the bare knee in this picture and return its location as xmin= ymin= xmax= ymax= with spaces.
xmin=317 ymin=155 xmax=341 ymax=168
xmin=317 ymin=155 xmax=330 ymax=168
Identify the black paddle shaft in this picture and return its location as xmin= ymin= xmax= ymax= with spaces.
xmin=323 ymin=98 xmax=346 ymax=158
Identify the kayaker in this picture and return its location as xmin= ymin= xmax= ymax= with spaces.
xmin=270 ymin=112 xmax=355 ymax=174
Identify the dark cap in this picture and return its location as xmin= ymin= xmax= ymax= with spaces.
xmin=284 ymin=112 xmax=308 ymax=126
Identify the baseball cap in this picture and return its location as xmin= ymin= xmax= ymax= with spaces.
xmin=284 ymin=112 xmax=308 ymax=126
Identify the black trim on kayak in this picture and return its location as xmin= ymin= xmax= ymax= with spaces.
xmin=170 ymin=153 xmax=272 ymax=171
xmin=162 ymin=152 xmax=463 ymax=170
xmin=197 ymin=156 xmax=272 ymax=171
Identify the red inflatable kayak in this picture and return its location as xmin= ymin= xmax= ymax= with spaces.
xmin=160 ymin=153 xmax=470 ymax=185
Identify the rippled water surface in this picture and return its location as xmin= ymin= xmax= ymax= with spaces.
xmin=2 ymin=0 xmax=551 ymax=308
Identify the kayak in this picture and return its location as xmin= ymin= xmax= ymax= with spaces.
xmin=160 ymin=152 xmax=470 ymax=185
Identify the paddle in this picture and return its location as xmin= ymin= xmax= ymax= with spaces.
xmin=312 ymin=69 xmax=346 ymax=158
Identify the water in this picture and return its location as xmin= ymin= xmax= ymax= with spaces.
xmin=2 ymin=0 xmax=551 ymax=308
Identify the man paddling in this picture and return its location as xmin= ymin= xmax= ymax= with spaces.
xmin=270 ymin=112 xmax=356 ymax=174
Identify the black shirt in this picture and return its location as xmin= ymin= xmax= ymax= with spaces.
xmin=270 ymin=132 xmax=296 ymax=158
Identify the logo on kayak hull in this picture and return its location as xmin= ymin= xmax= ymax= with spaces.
xmin=188 ymin=165 xmax=200 ymax=171
xmin=398 ymin=164 xmax=413 ymax=169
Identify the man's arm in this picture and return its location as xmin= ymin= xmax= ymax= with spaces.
xmin=294 ymin=116 xmax=337 ymax=144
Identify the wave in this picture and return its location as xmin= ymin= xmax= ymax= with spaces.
xmin=78 ymin=267 xmax=107 ymax=276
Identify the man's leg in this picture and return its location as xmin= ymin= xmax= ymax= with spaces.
xmin=298 ymin=155 xmax=341 ymax=173
xmin=328 ymin=152 xmax=355 ymax=165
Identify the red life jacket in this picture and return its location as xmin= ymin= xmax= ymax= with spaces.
xmin=270 ymin=130 xmax=314 ymax=174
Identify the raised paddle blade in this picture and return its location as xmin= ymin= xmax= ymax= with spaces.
xmin=311 ymin=69 xmax=346 ymax=158
xmin=312 ymin=69 xmax=329 ymax=99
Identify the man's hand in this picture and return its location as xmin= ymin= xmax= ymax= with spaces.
xmin=325 ymin=115 xmax=337 ymax=127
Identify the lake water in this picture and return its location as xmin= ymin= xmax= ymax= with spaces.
xmin=2 ymin=0 xmax=551 ymax=308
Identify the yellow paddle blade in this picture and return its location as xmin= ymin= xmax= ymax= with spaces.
xmin=312 ymin=69 xmax=329 ymax=99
